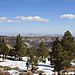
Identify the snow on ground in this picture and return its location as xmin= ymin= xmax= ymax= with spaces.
xmin=37 ymin=62 xmax=54 ymax=75
xmin=0 ymin=59 xmax=27 ymax=70
xmin=71 ymin=62 xmax=75 ymax=66
xmin=22 ymin=57 xmax=29 ymax=61
xmin=0 ymin=57 xmax=55 ymax=75
xmin=42 ymin=70 xmax=54 ymax=75
xmin=8 ymin=70 xmax=19 ymax=75
xmin=65 ymin=71 xmax=75 ymax=75
xmin=0 ymin=58 xmax=3 ymax=61
xmin=37 ymin=62 xmax=54 ymax=70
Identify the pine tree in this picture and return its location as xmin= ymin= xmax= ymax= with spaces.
xmin=0 ymin=38 xmax=9 ymax=58
xmin=15 ymin=34 xmax=26 ymax=58
xmin=51 ymin=37 xmax=63 ymax=75
xmin=50 ymin=31 xmax=75 ymax=75
xmin=61 ymin=30 xmax=75 ymax=60
xmin=0 ymin=38 xmax=2 ymax=54
xmin=39 ymin=41 xmax=49 ymax=61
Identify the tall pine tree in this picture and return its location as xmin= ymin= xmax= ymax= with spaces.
xmin=39 ymin=41 xmax=49 ymax=61
xmin=0 ymin=38 xmax=9 ymax=58
xmin=51 ymin=37 xmax=65 ymax=75
xmin=61 ymin=31 xmax=75 ymax=61
xmin=15 ymin=34 xmax=26 ymax=57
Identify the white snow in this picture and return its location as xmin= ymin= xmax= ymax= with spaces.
xmin=8 ymin=70 xmax=19 ymax=75
xmin=0 ymin=59 xmax=27 ymax=70
xmin=22 ymin=57 xmax=30 ymax=61
xmin=0 ymin=57 xmax=55 ymax=75
xmin=37 ymin=62 xmax=54 ymax=75
xmin=65 ymin=71 xmax=75 ymax=75
xmin=43 ymin=70 xmax=54 ymax=75
xmin=0 ymin=58 xmax=3 ymax=61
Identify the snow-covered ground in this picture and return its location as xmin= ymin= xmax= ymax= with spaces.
xmin=0 ymin=58 xmax=3 ymax=61
xmin=8 ymin=70 xmax=19 ymax=75
xmin=1 ymin=57 xmax=75 ymax=75
xmin=37 ymin=62 xmax=54 ymax=75
xmin=0 ymin=59 xmax=27 ymax=70
xmin=0 ymin=57 xmax=55 ymax=75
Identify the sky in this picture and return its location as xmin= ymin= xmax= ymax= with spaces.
xmin=0 ymin=0 xmax=75 ymax=35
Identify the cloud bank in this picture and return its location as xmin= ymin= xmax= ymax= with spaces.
xmin=16 ymin=16 xmax=49 ymax=22
xmin=0 ymin=16 xmax=49 ymax=23
xmin=0 ymin=17 xmax=12 ymax=23
xmin=60 ymin=14 xmax=75 ymax=19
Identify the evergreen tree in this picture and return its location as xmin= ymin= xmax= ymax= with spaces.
xmin=26 ymin=48 xmax=38 ymax=66
xmin=50 ymin=31 xmax=75 ymax=75
xmin=51 ymin=37 xmax=64 ymax=75
xmin=0 ymin=38 xmax=9 ymax=58
xmin=61 ymin=30 xmax=75 ymax=60
xmin=15 ymin=34 xmax=26 ymax=57
xmin=0 ymin=38 xmax=2 ymax=54
xmin=39 ymin=41 xmax=49 ymax=61
xmin=62 ymin=31 xmax=74 ymax=43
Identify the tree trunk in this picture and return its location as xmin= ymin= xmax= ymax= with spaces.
xmin=58 ymin=71 xmax=60 ymax=75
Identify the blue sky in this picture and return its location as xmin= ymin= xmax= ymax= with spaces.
xmin=0 ymin=0 xmax=75 ymax=35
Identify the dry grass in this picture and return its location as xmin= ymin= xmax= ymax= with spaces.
xmin=0 ymin=71 xmax=10 ymax=75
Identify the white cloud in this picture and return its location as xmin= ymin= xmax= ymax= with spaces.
xmin=60 ymin=14 xmax=75 ymax=19
xmin=16 ymin=16 xmax=49 ymax=22
xmin=0 ymin=17 xmax=12 ymax=23
xmin=0 ymin=16 xmax=49 ymax=23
